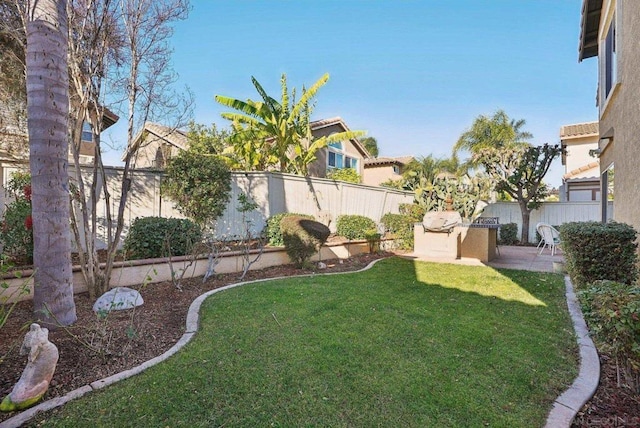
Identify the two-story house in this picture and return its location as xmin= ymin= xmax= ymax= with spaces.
xmin=129 ymin=117 xmax=373 ymax=179
xmin=579 ymin=0 xmax=638 ymax=230
xmin=559 ymin=121 xmax=600 ymax=202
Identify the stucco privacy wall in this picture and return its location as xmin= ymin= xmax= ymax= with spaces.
xmin=482 ymin=201 xmax=613 ymax=243
xmin=0 ymin=164 xmax=413 ymax=248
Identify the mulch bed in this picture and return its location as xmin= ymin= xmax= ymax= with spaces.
xmin=0 ymin=252 xmax=388 ymax=423
xmin=2 ymin=251 xmax=640 ymax=425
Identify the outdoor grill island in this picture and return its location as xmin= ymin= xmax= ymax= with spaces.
xmin=413 ymin=212 xmax=499 ymax=262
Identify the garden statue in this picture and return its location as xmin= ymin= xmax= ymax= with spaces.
xmin=1 ymin=323 xmax=59 ymax=412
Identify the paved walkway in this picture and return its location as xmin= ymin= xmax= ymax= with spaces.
xmin=404 ymin=244 xmax=565 ymax=272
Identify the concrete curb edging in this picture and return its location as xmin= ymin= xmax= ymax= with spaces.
xmin=544 ymin=275 xmax=600 ymax=428
xmin=0 ymin=258 xmax=386 ymax=428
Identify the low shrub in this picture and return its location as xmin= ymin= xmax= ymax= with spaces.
xmin=560 ymin=221 xmax=638 ymax=288
xmin=123 ymin=217 xmax=202 ymax=260
xmin=578 ymin=280 xmax=640 ymax=388
xmin=381 ymin=212 xmax=415 ymax=250
xmin=327 ymin=168 xmax=361 ymax=184
xmin=336 ymin=215 xmax=377 ymax=240
xmin=281 ymin=216 xmax=330 ymax=268
xmin=498 ymin=223 xmax=518 ymax=245
xmin=399 ymin=203 xmax=426 ymax=222
xmin=265 ymin=213 xmax=314 ymax=247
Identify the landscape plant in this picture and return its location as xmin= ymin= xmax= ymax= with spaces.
xmin=265 ymin=213 xmax=314 ymax=247
xmin=281 ymin=216 xmax=330 ymax=268
xmin=560 ymin=221 xmax=638 ymax=287
xmin=123 ymin=217 xmax=202 ymax=260
xmin=0 ymin=172 xmax=33 ymax=265
xmin=578 ymin=280 xmax=640 ymax=391
xmin=336 ymin=215 xmax=377 ymax=240
xmin=236 ymin=192 xmax=266 ymax=279
xmin=215 ymin=73 xmax=363 ymax=176
xmin=499 ymin=223 xmax=519 ymax=245
xmin=380 ymin=212 xmax=414 ymax=249
xmin=327 ymin=168 xmax=361 ymax=184
xmin=162 ymin=150 xmax=232 ymax=282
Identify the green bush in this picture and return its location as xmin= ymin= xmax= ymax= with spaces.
xmin=498 ymin=223 xmax=518 ymax=245
xmin=281 ymin=216 xmax=330 ymax=268
xmin=326 ymin=168 xmax=361 ymax=184
xmin=162 ymin=151 xmax=232 ymax=227
xmin=399 ymin=203 xmax=426 ymax=222
xmin=560 ymin=221 xmax=638 ymax=288
xmin=578 ymin=280 xmax=640 ymax=377
xmin=381 ymin=212 xmax=415 ymax=250
xmin=265 ymin=213 xmax=314 ymax=247
xmin=0 ymin=172 xmax=33 ymax=265
xmin=124 ymin=217 xmax=202 ymax=260
xmin=336 ymin=215 xmax=377 ymax=240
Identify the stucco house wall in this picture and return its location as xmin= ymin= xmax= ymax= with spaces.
xmin=579 ymin=0 xmax=640 ymax=231
xmin=307 ymin=118 xmax=369 ymax=179
xmin=559 ymin=122 xmax=600 ymax=202
xmin=362 ymin=156 xmax=413 ymax=187
xmin=128 ymin=122 xmax=188 ymax=169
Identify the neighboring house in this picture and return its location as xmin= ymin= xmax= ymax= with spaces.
xmin=127 ymin=122 xmax=189 ymax=169
xmin=362 ymin=156 xmax=414 ymax=187
xmin=0 ymin=98 xmax=118 ymax=165
xmin=579 ymin=0 xmax=637 ymax=229
xmin=129 ymin=117 xmax=372 ymax=178
xmin=559 ymin=121 xmax=600 ymax=202
xmin=307 ymin=117 xmax=370 ymax=179
xmin=76 ymin=108 xmax=119 ymax=165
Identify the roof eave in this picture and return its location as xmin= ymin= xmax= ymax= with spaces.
xmin=578 ymin=0 xmax=603 ymax=62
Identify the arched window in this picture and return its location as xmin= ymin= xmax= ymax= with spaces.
xmin=327 ymin=141 xmax=357 ymax=170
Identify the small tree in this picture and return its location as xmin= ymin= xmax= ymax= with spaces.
xmin=474 ymin=143 xmax=561 ymax=243
xmin=162 ymin=151 xmax=232 ymax=227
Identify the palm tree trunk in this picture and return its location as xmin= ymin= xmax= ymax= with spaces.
xmin=26 ymin=0 xmax=77 ymax=327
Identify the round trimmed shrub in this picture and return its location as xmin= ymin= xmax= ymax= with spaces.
xmin=336 ymin=215 xmax=377 ymax=240
xmin=124 ymin=217 xmax=202 ymax=260
xmin=281 ymin=216 xmax=330 ymax=268
xmin=264 ymin=212 xmax=314 ymax=246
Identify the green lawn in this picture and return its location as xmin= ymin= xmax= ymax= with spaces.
xmin=34 ymin=257 xmax=577 ymax=427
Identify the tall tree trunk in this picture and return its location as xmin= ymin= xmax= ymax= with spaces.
xmin=519 ymin=201 xmax=531 ymax=244
xmin=26 ymin=0 xmax=77 ymax=327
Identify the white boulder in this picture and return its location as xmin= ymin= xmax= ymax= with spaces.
xmin=93 ymin=287 xmax=143 ymax=313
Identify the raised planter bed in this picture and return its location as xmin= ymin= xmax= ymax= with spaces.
xmin=2 ymin=239 xmax=393 ymax=304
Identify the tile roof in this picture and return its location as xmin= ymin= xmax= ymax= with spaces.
xmin=560 ymin=122 xmax=598 ymax=139
xmin=364 ymin=156 xmax=414 ymax=167
xmin=563 ymin=161 xmax=600 ymax=179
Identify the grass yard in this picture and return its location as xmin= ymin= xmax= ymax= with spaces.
xmin=33 ymin=257 xmax=577 ymax=427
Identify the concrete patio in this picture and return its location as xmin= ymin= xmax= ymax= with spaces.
xmin=403 ymin=245 xmax=565 ymax=273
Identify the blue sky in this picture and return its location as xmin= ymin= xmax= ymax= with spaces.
xmin=103 ymin=0 xmax=597 ymax=187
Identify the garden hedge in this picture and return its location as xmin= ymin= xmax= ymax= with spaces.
xmin=560 ymin=221 xmax=638 ymax=287
xmin=124 ymin=217 xmax=202 ymax=260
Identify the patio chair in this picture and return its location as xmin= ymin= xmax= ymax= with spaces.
xmin=536 ymin=223 xmax=561 ymax=256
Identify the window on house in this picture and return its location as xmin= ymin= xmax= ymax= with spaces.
xmin=392 ymin=165 xmax=400 ymax=174
xmin=81 ymin=122 xmax=93 ymax=143
xmin=327 ymin=141 xmax=358 ymax=171
xmin=603 ymin=15 xmax=617 ymax=102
